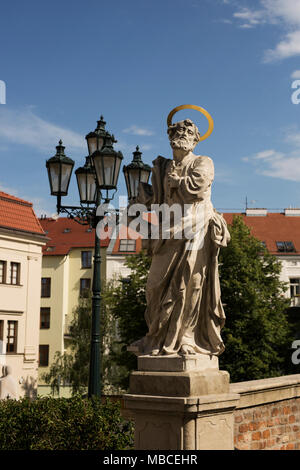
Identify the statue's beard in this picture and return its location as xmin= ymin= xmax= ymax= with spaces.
xmin=170 ymin=137 xmax=194 ymax=152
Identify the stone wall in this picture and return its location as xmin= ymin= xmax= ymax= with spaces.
xmin=230 ymin=374 xmax=300 ymax=450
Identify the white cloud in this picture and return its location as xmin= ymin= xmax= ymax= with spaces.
xmin=233 ymin=8 xmax=266 ymax=28
xmin=260 ymin=156 xmax=300 ymax=181
xmin=0 ymin=107 xmax=85 ymax=153
xmin=291 ymin=70 xmax=300 ymax=79
xmin=231 ymin=0 xmax=300 ymax=61
xmin=264 ymin=30 xmax=300 ymax=62
xmin=253 ymin=149 xmax=284 ymax=161
xmin=113 ymin=139 xmax=153 ymax=158
xmin=263 ymin=0 xmax=300 ymax=26
xmin=285 ymin=128 xmax=300 ymax=147
xmin=122 ymin=125 xmax=154 ymax=136
xmin=243 ymin=147 xmax=300 ymax=181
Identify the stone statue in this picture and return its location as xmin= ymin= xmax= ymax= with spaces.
xmin=130 ymin=113 xmax=230 ymax=358
xmin=0 ymin=365 xmax=19 ymax=399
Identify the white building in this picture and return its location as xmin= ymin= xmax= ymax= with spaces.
xmin=0 ymin=191 xmax=47 ymax=397
xmin=223 ymin=208 xmax=300 ymax=306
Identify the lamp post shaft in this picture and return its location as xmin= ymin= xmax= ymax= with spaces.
xmin=88 ymin=189 xmax=102 ymax=398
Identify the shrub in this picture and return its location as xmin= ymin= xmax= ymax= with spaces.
xmin=0 ymin=395 xmax=134 ymax=450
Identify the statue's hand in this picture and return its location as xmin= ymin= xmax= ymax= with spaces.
xmin=168 ymin=172 xmax=181 ymax=188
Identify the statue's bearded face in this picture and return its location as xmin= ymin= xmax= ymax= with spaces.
xmin=168 ymin=119 xmax=200 ymax=152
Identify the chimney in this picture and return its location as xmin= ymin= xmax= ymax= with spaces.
xmin=246 ymin=208 xmax=267 ymax=217
xmin=284 ymin=208 xmax=300 ymax=216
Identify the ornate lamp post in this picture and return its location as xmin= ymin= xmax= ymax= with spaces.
xmin=75 ymin=156 xmax=97 ymax=205
xmin=123 ymin=146 xmax=151 ymax=202
xmin=46 ymin=117 xmax=126 ymax=398
xmin=46 ymin=140 xmax=75 ymax=206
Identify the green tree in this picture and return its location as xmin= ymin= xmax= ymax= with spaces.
xmin=103 ymin=251 xmax=151 ymax=390
xmin=43 ymin=294 xmax=116 ymax=395
xmin=218 ymin=215 xmax=291 ymax=382
xmin=106 ymin=216 xmax=292 ymax=387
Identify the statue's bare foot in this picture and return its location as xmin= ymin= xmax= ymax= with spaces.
xmin=151 ymin=349 xmax=160 ymax=356
xmin=179 ymin=344 xmax=196 ymax=355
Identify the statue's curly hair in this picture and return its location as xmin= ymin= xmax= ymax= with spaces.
xmin=167 ymin=119 xmax=201 ymax=145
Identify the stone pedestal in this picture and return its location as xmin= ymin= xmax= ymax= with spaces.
xmin=123 ymin=355 xmax=240 ymax=450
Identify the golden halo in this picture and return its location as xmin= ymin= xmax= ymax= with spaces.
xmin=167 ymin=104 xmax=214 ymax=142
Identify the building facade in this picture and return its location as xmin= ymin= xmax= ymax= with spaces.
xmin=0 ymin=191 xmax=46 ymax=398
xmin=223 ymin=208 xmax=300 ymax=307
xmin=38 ymin=216 xmax=140 ymax=395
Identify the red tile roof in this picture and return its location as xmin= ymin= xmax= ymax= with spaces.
xmin=223 ymin=212 xmax=300 ymax=255
xmin=40 ymin=217 xmax=113 ymax=255
xmin=0 ymin=191 xmax=45 ymax=235
xmin=40 ymin=211 xmax=300 ymax=257
xmin=40 ymin=216 xmax=144 ymax=256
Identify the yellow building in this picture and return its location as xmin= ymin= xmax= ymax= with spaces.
xmin=38 ymin=216 xmax=109 ymax=396
xmin=0 ymin=191 xmax=47 ymax=398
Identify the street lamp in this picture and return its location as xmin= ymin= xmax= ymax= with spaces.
xmin=46 ymin=117 xmax=123 ymax=398
xmin=92 ymin=133 xmax=123 ymax=191
xmin=75 ymin=156 xmax=97 ymax=205
xmin=46 ymin=140 xmax=75 ymax=204
xmin=46 ymin=117 xmax=151 ymax=398
xmin=85 ymin=115 xmax=107 ymax=155
xmin=123 ymin=146 xmax=151 ymax=201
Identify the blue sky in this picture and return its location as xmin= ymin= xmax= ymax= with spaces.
xmin=1 ymin=0 xmax=300 ymax=215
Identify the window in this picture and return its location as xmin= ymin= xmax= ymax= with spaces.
xmin=6 ymin=321 xmax=17 ymax=353
xmin=119 ymin=239 xmax=136 ymax=252
xmin=290 ymin=278 xmax=300 ymax=307
xmin=276 ymin=241 xmax=296 ymax=253
xmin=41 ymin=278 xmax=51 ymax=297
xmin=40 ymin=308 xmax=50 ymax=329
xmin=290 ymin=279 xmax=300 ymax=298
xmin=0 ymin=320 xmax=3 ymax=354
xmin=80 ymin=278 xmax=91 ymax=297
xmin=81 ymin=251 xmax=92 ymax=269
xmin=0 ymin=261 xmax=6 ymax=283
xmin=39 ymin=345 xmax=49 ymax=367
xmin=10 ymin=262 xmax=20 ymax=285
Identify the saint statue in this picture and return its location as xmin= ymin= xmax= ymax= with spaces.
xmin=130 ymin=106 xmax=230 ymax=357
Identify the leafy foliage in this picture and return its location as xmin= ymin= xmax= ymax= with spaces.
xmin=103 ymin=251 xmax=151 ymax=389
xmin=43 ymin=294 xmax=116 ymax=395
xmin=0 ymin=396 xmax=133 ymax=450
xmin=218 ymin=215 xmax=291 ymax=381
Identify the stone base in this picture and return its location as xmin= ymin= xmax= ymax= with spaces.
xmin=130 ymin=369 xmax=229 ymax=397
xmin=124 ymin=353 xmax=238 ymax=450
xmin=138 ymin=354 xmax=218 ymax=372
xmin=123 ymin=393 xmax=240 ymax=450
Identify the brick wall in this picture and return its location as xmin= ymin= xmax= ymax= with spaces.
xmin=230 ymin=375 xmax=300 ymax=450
xmin=234 ymin=398 xmax=300 ymax=450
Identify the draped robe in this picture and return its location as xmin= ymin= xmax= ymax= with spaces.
xmin=131 ymin=153 xmax=230 ymax=356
